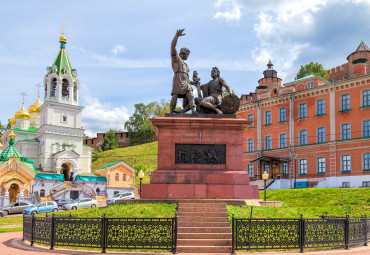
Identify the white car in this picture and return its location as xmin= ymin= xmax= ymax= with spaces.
xmin=106 ymin=192 xmax=135 ymax=205
xmin=62 ymin=198 xmax=99 ymax=210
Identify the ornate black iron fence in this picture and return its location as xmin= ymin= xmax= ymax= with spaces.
xmin=232 ymin=215 xmax=368 ymax=253
xmin=23 ymin=214 xmax=178 ymax=253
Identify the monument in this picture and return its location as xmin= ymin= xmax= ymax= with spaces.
xmin=141 ymin=29 xmax=259 ymax=199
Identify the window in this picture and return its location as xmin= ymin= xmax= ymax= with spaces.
xmin=342 ymin=182 xmax=350 ymax=188
xmin=299 ymin=103 xmax=307 ymax=118
xmin=317 ymin=99 xmax=325 ymax=115
xmin=363 ymin=90 xmax=369 ymax=107
xmin=264 ymin=164 xmax=270 ymax=174
xmin=115 ymin=173 xmax=119 ymax=181
xmin=342 ymin=155 xmax=351 ymax=172
xmin=247 ymin=164 xmax=254 ymax=178
xmin=364 ymin=153 xmax=370 ymax=171
xmin=341 ymin=94 xmax=350 ymax=111
xmin=317 ymin=157 xmax=326 ymax=174
xmin=122 ymin=174 xmax=126 ymax=181
xmin=299 ymin=159 xmax=307 ymax=175
xmin=363 ymin=120 xmax=370 ymax=138
xmin=265 ymin=111 xmax=271 ymax=125
xmin=317 ymin=127 xmax=325 ymax=143
xmin=61 ymin=115 xmax=67 ymax=123
xmin=282 ymin=162 xmax=288 ymax=175
xmin=265 ymin=136 xmax=272 ymax=150
xmin=307 ymin=81 xmax=314 ymax=89
xmin=280 ymin=133 xmax=287 ymax=148
xmin=248 ymin=138 xmax=254 ymax=152
xmin=248 ymin=114 xmax=254 ymax=128
xmin=62 ymin=79 xmax=69 ymax=98
xmin=300 ymin=130 xmax=307 ymax=145
xmin=362 ymin=181 xmax=370 ymax=187
xmin=40 ymin=189 xmax=45 ymax=197
xmin=342 ymin=124 xmax=351 ymax=140
xmin=50 ymin=78 xmax=57 ymax=97
xmin=279 ymin=108 xmax=286 ymax=122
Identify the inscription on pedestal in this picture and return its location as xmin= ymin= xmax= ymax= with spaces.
xmin=175 ymin=144 xmax=226 ymax=165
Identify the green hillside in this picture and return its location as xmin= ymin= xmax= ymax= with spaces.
xmin=92 ymin=141 xmax=158 ymax=172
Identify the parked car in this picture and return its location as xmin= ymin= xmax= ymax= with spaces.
xmin=62 ymin=198 xmax=98 ymax=210
xmin=23 ymin=201 xmax=58 ymax=215
xmin=0 ymin=210 xmax=5 ymax=217
xmin=106 ymin=192 xmax=135 ymax=205
xmin=1 ymin=202 xmax=33 ymax=215
xmin=55 ymin=199 xmax=74 ymax=209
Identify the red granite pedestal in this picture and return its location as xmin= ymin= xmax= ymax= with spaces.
xmin=141 ymin=116 xmax=259 ymax=199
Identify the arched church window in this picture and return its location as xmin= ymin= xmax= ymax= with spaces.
xmin=115 ymin=174 xmax=119 ymax=181
xmin=44 ymin=83 xmax=47 ymax=98
xmin=62 ymin=79 xmax=69 ymax=98
xmin=122 ymin=174 xmax=126 ymax=181
xmin=40 ymin=189 xmax=45 ymax=197
xmin=73 ymin=83 xmax=78 ymax=101
xmin=50 ymin=78 xmax=57 ymax=97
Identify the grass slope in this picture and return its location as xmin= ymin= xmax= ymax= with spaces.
xmin=229 ymin=188 xmax=370 ymax=219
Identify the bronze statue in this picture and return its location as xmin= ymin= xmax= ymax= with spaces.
xmin=170 ymin=29 xmax=196 ymax=114
xmin=198 ymin=67 xmax=233 ymax=114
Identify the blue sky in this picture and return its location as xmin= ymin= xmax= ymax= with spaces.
xmin=1 ymin=0 xmax=370 ymax=137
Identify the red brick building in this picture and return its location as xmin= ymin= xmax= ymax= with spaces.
xmin=237 ymin=42 xmax=370 ymax=189
xmin=84 ymin=132 xmax=130 ymax=151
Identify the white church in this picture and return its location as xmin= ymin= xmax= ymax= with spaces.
xmin=0 ymin=32 xmax=135 ymax=205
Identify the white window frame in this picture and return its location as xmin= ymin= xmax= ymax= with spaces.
xmin=316 ymin=99 xmax=325 ymax=115
xmin=247 ymin=164 xmax=254 ymax=178
xmin=299 ymin=159 xmax=307 ymax=175
xmin=265 ymin=135 xmax=272 ymax=150
xmin=248 ymin=114 xmax=254 ymax=128
xmin=363 ymin=120 xmax=370 ymax=138
xmin=299 ymin=130 xmax=307 ymax=145
xmin=279 ymin=107 xmax=287 ymax=122
xmin=307 ymin=81 xmax=314 ymax=89
xmin=317 ymin=157 xmax=326 ymax=174
xmin=299 ymin=103 xmax=307 ymax=119
xmin=317 ymin=127 xmax=326 ymax=143
xmin=279 ymin=133 xmax=287 ymax=148
xmin=341 ymin=155 xmax=351 ymax=172
xmin=341 ymin=94 xmax=350 ymax=111
xmin=363 ymin=153 xmax=370 ymax=171
xmin=341 ymin=123 xmax=351 ymax=140
xmin=248 ymin=138 xmax=254 ymax=152
xmin=265 ymin=111 xmax=272 ymax=125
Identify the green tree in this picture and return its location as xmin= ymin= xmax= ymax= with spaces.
xmin=0 ymin=121 xmax=7 ymax=137
xmin=295 ymin=62 xmax=330 ymax=80
xmin=101 ymin=129 xmax=119 ymax=151
xmin=124 ymin=99 xmax=169 ymax=146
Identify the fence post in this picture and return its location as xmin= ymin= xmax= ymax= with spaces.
xmin=30 ymin=214 xmax=35 ymax=246
xmin=364 ymin=215 xmax=368 ymax=247
xmin=101 ymin=214 xmax=106 ymax=253
xmin=22 ymin=214 xmax=25 ymax=241
xmin=173 ymin=213 xmax=178 ymax=254
xmin=345 ymin=214 xmax=349 ymax=249
xmin=232 ymin=214 xmax=235 ymax=254
xmin=299 ymin=214 xmax=305 ymax=253
xmin=50 ymin=213 xmax=55 ymax=250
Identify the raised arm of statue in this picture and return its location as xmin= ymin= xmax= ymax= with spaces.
xmin=171 ymin=29 xmax=186 ymax=57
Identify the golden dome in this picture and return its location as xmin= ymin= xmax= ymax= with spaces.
xmin=15 ymin=102 xmax=30 ymax=119
xmin=28 ymin=94 xmax=43 ymax=113
xmin=9 ymin=118 xmax=16 ymax=125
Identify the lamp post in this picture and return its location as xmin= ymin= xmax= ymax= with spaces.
xmin=138 ymin=170 xmax=144 ymax=198
xmin=262 ymin=170 xmax=268 ymax=201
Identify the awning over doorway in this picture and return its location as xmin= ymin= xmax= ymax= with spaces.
xmin=35 ymin=173 xmax=65 ymax=182
xmin=250 ymin=155 xmax=290 ymax=163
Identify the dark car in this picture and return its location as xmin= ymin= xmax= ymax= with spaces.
xmin=55 ymin=199 xmax=74 ymax=209
xmin=1 ymin=202 xmax=33 ymax=215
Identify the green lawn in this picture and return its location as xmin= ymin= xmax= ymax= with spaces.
xmin=229 ymin=188 xmax=370 ymax=219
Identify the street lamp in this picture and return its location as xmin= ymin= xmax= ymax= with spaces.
xmin=262 ymin=170 xmax=269 ymax=201
xmin=138 ymin=170 xmax=144 ymax=198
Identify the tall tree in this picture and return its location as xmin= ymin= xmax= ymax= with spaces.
xmin=101 ymin=129 xmax=119 ymax=151
xmin=296 ymin=62 xmax=330 ymax=80
xmin=0 ymin=121 xmax=7 ymax=137
xmin=124 ymin=99 xmax=169 ymax=146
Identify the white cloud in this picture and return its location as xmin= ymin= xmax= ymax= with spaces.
xmin=81 ymin=94 xmax=130 ymax=138
xmin=213 ymin=0 xmax=242 ymax=23
xmin=110 ymin=44 xmax=127 ymax=55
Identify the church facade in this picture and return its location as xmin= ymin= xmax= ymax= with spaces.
xmin=0 ymin=33 xmax=135 ymax=205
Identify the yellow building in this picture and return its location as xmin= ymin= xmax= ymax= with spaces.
xmin=0 ymin=129 xmax=36 ymax=203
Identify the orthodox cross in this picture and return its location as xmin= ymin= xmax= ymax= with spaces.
xmin=20 ymin=92 xmax=27 ymax=103
xmin=61 ymin=22 xmax=66 ymax=36
xmin=35 ymin=83 xmax=42 ymax=96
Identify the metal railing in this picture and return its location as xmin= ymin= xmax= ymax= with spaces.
xmin=232 ymin=214 xmax=369 ymax=253
xmin=23 ymin=213 xmax=178 ymax=253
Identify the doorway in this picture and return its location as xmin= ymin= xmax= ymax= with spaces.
xmin=9 ymin=183 xmax=19 ymax=203
xmin=70 ymin=190 xmax=79 ymax=200
xmin=61 ymin=163 xmax=71 ymax=181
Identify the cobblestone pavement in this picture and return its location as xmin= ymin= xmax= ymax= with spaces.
xmin=1 ymin=232 xmax=369 ymax=255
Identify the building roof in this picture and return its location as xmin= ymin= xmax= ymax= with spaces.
xmin=283 ymin=74 xmax=329 ymax=87
xmin=355 ymin=41 xmax=370 ymax=52
xmin=96 ymin=160 xmax=123 ymax=170
xmin=251 ymin=155 xmax=290 ymax=163
xmin=75 ymin=175 xmax=107 ymax=182
xmin=35 ymin=173 xmax=64 ymax=182
xmin=0 ymin=139 xmax=36 ymax=172
xmin=47 ymin=35 xmax=76 ymax=78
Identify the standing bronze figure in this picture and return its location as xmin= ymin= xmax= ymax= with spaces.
xmin=170 ymin=29 xmax=196 ymax=114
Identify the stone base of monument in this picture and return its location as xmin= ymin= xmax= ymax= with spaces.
xmin=141 ymin=116 xmax=259 ymax=199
